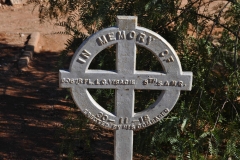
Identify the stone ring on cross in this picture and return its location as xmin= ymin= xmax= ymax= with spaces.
xmin=59 ymin=16 xmax=193 ymax=131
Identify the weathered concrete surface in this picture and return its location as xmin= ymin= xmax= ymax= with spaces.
xmin=18 ymin=32 xmax=40 ymax=69
xmin=25 ymin=32 xmax=40 ymax=53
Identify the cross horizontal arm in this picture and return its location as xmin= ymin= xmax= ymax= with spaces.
xmin=59 ymin=70 xmax=192 ymax=91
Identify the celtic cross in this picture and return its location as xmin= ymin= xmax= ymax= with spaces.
xmin=59 ymin=16 xmax=192 ymax=160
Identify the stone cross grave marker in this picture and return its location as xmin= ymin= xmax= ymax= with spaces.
xmin=59 ymin=16 xmax=193 ymax=160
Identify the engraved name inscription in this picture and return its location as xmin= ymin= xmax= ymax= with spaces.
xmin=61 ymin=78 xmax=186 ymax=87
xmin=61 ymin=78 xmax=136 ymax=85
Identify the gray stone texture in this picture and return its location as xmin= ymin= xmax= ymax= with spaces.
xmin=18 ymin=32 xmax=40 ymax=69
xmin=25 ymin=32 xmax=40 ymax=53
xmin=18 ymin=56 xmax=29 ymax=68
xmin=22 ymin=51 xmax=33 ymax=60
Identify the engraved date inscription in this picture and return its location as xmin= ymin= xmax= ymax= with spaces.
xmin=83 ymin=108 xmax=169 ymax=130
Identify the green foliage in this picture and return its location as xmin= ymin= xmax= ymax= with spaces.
xmin=32 ymin=0 xmax=240 ymax=159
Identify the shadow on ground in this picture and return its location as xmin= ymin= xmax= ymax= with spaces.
xmin=0 ymin=42 xmax=114 ymax=159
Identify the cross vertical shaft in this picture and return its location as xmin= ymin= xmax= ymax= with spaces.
xmin=114 ymin=89 xmax=134 ymax=160
xmin=114 ymin=16 xmax=137 ymax=160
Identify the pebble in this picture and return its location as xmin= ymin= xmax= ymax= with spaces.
xmin=20 ymin=33 xmax=25 ymax=37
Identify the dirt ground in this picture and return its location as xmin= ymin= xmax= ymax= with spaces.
xmin=0 ymin=3 xmax=115 ymax=160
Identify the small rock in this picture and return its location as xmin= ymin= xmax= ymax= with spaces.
xmin=19 ymin=33 xmax=25 ymax=37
